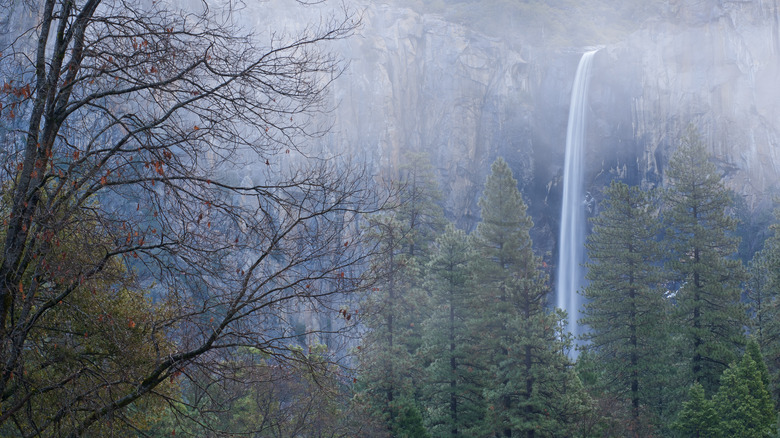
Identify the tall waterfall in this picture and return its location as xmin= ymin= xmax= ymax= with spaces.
xmin=556 ymin=50 xmax=598 ymax=346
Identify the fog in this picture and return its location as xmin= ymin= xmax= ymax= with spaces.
xmin=240 ymin=0 xmax=780 ymax=228
xmin=3 ymin=0 xmax=780 ymax=435
xmin=243 ymin=0 xmax=780 ymax=345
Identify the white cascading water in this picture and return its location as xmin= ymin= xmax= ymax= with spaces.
xmin=556 ymin=50 xmax=598 ymax=348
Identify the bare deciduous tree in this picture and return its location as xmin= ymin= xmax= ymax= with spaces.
xmin=0 ymin=0 xmax=381 ymax=435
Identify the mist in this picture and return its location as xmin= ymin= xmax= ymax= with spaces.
xmin=3 ymin=0 xmax=780 ymax=435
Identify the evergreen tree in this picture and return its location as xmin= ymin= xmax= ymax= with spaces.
xmin=663 ymin=127 xmax=746 ymax=395
xmin=747 ymin=214 xmax=780 ymax=404
xmin=673 ymin=383 xmax=719 ymax=438
xmin=471 ymin=157 xmax=578 ymax=437
xmin=422 ymin=225 xmax=484 ymax=437
xmin=359 ymin=152 xmax=447 ymax=435
xmin=360 ymin=215 xmax=422 ymax=430
xmin=747 ymin=250 xmax=779 ymax=360
xmin=392 ymin=397 xmax=432 ymax=438
xmin=396 ymin=152 xmax=448 ymax=260
xmin=747 ymin=338 xmax=772 ymax=390
xmin=712 ymin=346 xmax=776 ymax=438
xmin=581 ymin=181 xmax=669 ymax=428
xmin=676 ymin=342 xmax=776 ymax=438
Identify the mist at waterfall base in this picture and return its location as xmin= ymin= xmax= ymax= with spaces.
xmin=556 ymin=50 xmax=598 ymax=354
xmin=200 ymin=0 xmax=780 ymax=355
xmin=223 ymin=0 xmax=780 ymax=327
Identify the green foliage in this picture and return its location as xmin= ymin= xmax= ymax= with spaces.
xmin=147 ymin=346 xmax=375 ymax=437
xmin=674 ymin=335 xmax=777 ymax=438
xmin=748 ymin=208 xmax=780 ymax=404
xmin=472 ymin=157 xmax=536 ymax=279
xmin=673 ymin=382 xmax=719 ymax=437
xmin=359 ymin=214 xmax=428 ymax=424
xmin=421 ymin=225 xmax=485 ymax=436
xmin=353 ymin=142 xmax=780 ymax=438
xmin=470 ymin=157 xmax=588 ymax=436
xmin=396 ymin=152 xmax=448 ymax=261
xmin=392 ymin=397 xmax=432 ymax=438
xmin=748 ymin=339 xmax=773 ymax=390
xmin=359 ymin=152 xmax=446 ymax=434
xmin=663 ymin=126 xmax=747 ymax=395
xmin=712 ymin=346 xmax=776 ymax=438
xmin=582 ymin=181 xmax=671 ymax=429
xmin=0 ymin=210 xmax=177 ymax=436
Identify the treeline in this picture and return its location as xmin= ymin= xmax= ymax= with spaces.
xmin=358 ymin=154 xmax=585 ymax=437
xmin=356 ymin=128 xmax=780 ymax=437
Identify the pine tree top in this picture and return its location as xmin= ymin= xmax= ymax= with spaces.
xmin=473 ymin=157 xmax=535 ymax=272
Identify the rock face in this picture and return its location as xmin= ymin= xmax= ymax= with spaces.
xmin=326 ymin=1 xmax=780 ymax=249
xmin=594 ymin=0 xmax=780 ymax=208
xmin=328 ymin=5 xmax=542 ymax=230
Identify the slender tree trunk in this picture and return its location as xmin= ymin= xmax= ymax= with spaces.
xmin=523 ymin=293 xmax=534 ymax=438
xmin=450 ymin=285 xmax=457 ymax=437
xmin=387 ymin=245 xmax=395 ymax=415
xmin=526 ymin=343 xmax=534 ymax=438
xmin=693 ymin=247 xmax=702 ymax=387
xmin=629 ymin=263 xmax=639 ymax=422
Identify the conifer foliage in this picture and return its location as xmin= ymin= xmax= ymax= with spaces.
xmin=470 ymin=157 xmax=581 ymax=437
xmin=673 ymin=382 xmax=719 ymax=437
xmin=361 ymin=157 xmax=593 ymax=437
xmin=582 ymin=181 xmax=667 ymax=425
xmin=422 ymin=225 xmax=482 ymax=436
xmin=358 ymin=152 xmax=446 ymax=435
xmin=675 ymin=340 xmax=776 ymax=438
xmin=663 ymin=127 xmax=746 ymax=394
xmin=748 ymin=212 xmax=780 ymax=404
xmin=712 ymin=349 xmax=776 ymax=438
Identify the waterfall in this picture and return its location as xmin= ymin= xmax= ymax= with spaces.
xmin=556 ymin=50 xmax=598 ymax=348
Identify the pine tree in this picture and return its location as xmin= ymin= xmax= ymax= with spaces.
xmin=391 ymin=397 xmax=432 ymax=438
xmin=673 ymin=383 xmax=719 ymax=438
xmin=712 ymin=346 xmax=776 ymax=438
xmin=360 ymin=215 xmax=421 ymax=429
xmin=663 ymin=127 xmax=746 ymax=395
xmin=390 ymin=151 xmax=449 ymax=362
xmin=422 ymin=225 xmax=484 ymax=437
xmin=359 ymin=152 xmax=447 ymax=435
xmin=581 ymin=181 xmax=668 ymax=427
xmin=470 ymin=157 xmax=577 ymax=437
xmin=747 ymin=250 xmax=778 ymax=360
xmin=747 ymin=338 xmax=772 ymax=390
xmin=396 ymin=152 xmax=448 ymax=260
xmin=675 ymin=342 xmax=776 ymax=438
xmin=747 ymin=214 xmax=780 ymax=404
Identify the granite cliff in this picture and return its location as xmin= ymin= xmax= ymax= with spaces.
xmin=322 ymin=0 xmax=780 ymax=256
